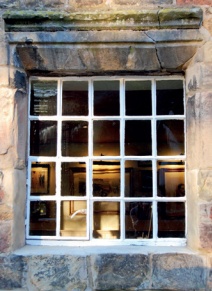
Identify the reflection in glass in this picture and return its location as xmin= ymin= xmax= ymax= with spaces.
xmin=93 ymin=163 xmax=120 ymax=197
xmin=125 ymin=202 xmax=152 ymax=239
xmin=125 ymin=120 xmax=151 ymax=156
xmin=156 ymin=80 xmax=184 ymax=115
xmin=125 ymin=161 xmax=152 ymax=197
xmin=62 ymin=81 xmax=88 ymax=116
xmin=62 ymin=121 xmax=88 ymax=157
xmin=157 ymin=163 xmax=185 ymax=197
xmin=125 ymin=81 xmax=151 ymax=116
xmin=94 ymin=81 xmax=119 ymax=116
xmin=93 ymin=201 xmax=120 ymax=239
xmin=30 ymin=121 xmax=57 ymax=156
xmin=30 ymin=81 xmax=57 ymax=116
xmin=157 ymin=120 xmax=184 ymax=156
xmin=93 ymin=121 xmax=120 ymax=156
xmin=158 ymin=202 xmax=185 ymax=238
xmin=60 ymin=200 xmax=87 ymax=237
xmin=30 ymin=201 xmax=56 ymax=236
xmin=31 ymin=162 xmax=56 ymax=196
xmin=61 ymin=163 xmax=86 ymax=196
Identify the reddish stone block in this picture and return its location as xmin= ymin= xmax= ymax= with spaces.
xmin=0 ymin=222 xmax=12 ymax=253
xmin=200 ymin=223 xmax=212 ymax=248
xmin=177 ymin=0 xmax=212 ymax=4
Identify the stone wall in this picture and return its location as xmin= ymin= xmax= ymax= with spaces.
xmin=0 ymin=0 xmax=212 ymax=290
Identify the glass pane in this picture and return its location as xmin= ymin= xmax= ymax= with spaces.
xmin=157 ymin=162 xmax=185 ymax=197
xmin=30 ymin=201 xmax=56 ymax=236
xmin=125 ymin=161 xmax=152 ymax=197
xmin=31 ymin=162 xmax=56 ymax=196
xmin=125 ymin=120 xmax=151 ymax=156
xmin=30 ymin=81 xmax=57 ymax=116
xmin=61 ymin=163 xmax=86 ymax=196
xmin=157 ymin=120 xmax=184 ymax=156
xmin=62 ymin=121 xmax=88 ymax=157
xmin=94 ymin=81 xmax=119 ymax=116
xmin=93 ymin=162 xmax=120 ymax=197
xmin=93 ymin=201 xmax=120 ymax=239
xmin=125 ymin=202 xmax=152 ymax=239
xmin=158 ymin=202 xmax=185 ymax=238
xmin=93 ymin=121 xmax=120 ymax=156
xmin=156 ymin=80 xmax=184 ymax=115
xmin=30 ymin=121 xmax=57 ymax=156
xmin=125 ymin=81 xmax=151 ymax=116
xmin=62 ymin=81 xmax=88 ymax=116
xmin=60 ymin=200 xmax=87 ymax=237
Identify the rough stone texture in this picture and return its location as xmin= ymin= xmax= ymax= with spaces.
xmin=0 ymin=255 xmax=24 ymax=289
xmin=23 ymin=255 xmax=88 ymax=290
xmin=0 ymin=251 xmax=210 ymax=290
xmin=152 ymin=254 xmax=206 ymax=290
xmin=0 ymin=221 xmax=12 ymax=253
xmin=198 ymin=171 xmax=212 ymax=201
xmin=91 ymin=253 xmax=150 ymax=290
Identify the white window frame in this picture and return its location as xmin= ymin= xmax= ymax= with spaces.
xmin=26 ymin=76 xmax=186 ymax=247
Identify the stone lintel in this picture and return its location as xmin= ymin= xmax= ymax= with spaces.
xmin=3 ymin=8 xmax=203 ymax=31
xmin=15 ymin=42 xmax=201 ymax=75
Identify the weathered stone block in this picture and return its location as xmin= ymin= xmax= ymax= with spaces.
xmin=177 ymin=0 xmax=212 ymax=4
xmin=91 ymin=253 xmax=150 ymax=290
xmin=0 ymin=221 xmax=12 ymax=253
xmin=75 ymin=0 xmax=103 ymax=5
xmin=199 ymin=223 xmax=212 ymax=249
xmin=186 ymin=92 xmax=212 ymax=169
xmin=0 ymin=66 xmax=9 ymax=86
xmin=0 ymin=88 xmax=15 ymax=156
xmin=152 ymin=253 xmax=206 ymax=289
xmin=24 ymin=255 xmax=88 ymax=290
xmin=198 ymin=171 xmax=212 ymax=201
xmin=0 ymin=0 xmax=19 ymax=8
xmin=43 ymin=0 xmax=65 ymax=7
xmin=0 ymin=255 xmax=23 ymax=288
xmin=114 ymin=0 xmax=173 ymax=4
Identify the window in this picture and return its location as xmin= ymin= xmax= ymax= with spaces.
xmin=27 ymin=77 xmax=186 ymax=246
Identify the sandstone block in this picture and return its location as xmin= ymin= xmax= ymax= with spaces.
xmin=0 ymin=88 xmax=15 ymax=156
xmin=177 ymin=0 xmax=212 ymax=4
xmin=0 ymin=221 xmax=12 ymax=253
xmin=24 ymin=255 xmax=88 ymax=290
xmin=198 ymin=171 xmax=212 ymax=201
xmin=114 ymin=0 xmax=173 ymax=4
xmin=152 ymin=253 xmax=206 ymax=289
xmin=0 ymin=66 xmax=9 ymax=86
xmin=0 ymin=255 xmax=23 ymax=288
xmin=199 ymin=223 xmax=212 ymax=249
xmin=91 ymin=253 xmax=150 ymax=290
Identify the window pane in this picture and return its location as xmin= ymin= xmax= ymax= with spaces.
xmin=157 ymin=120 xmax=184 ymax=156
xmin=158 ymin=202 xmax=185 ymax=238
xmin=157 ymin=162 xmax=185 ymax=197
xmin=93 ymin=162 xmax=120 ymax=197
xmin=94 ymin=81 xmax=119 ymax=116
xmin=31 ymin=162 xmax=56 ymax=196
xmin=125 ymin=161 xmax=152 ymax=197
xmin=62 ymin=121 xmax=88 ymax=157
xmin=61 ymin=163 xmax=86 ymax=196
xmin=30 ymin=121 xmax=57 ymax=156
xmin=62 ymin=81 xmax=88 ymax=116
xmin=125 ymin=202 xmax=152 ymax=239
xmin=30 ymin=201 xmax=56 ymax=236
xmin=60 ymin=200 xmax=87 ymax=237
xmin=125 ymin=120 xmax=151 ymax=156
xmin=30 ymin=81 xmax=57 ymax=116
xmin=93 ymin=202 xmax=120 ymax=239
xmin=156 ymin=80 xmax=184 ymax=115
xmin=93 ymin=120 xmax=120 ymax=156
xmin=125 ymin=81 xmax=151 ymax=116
